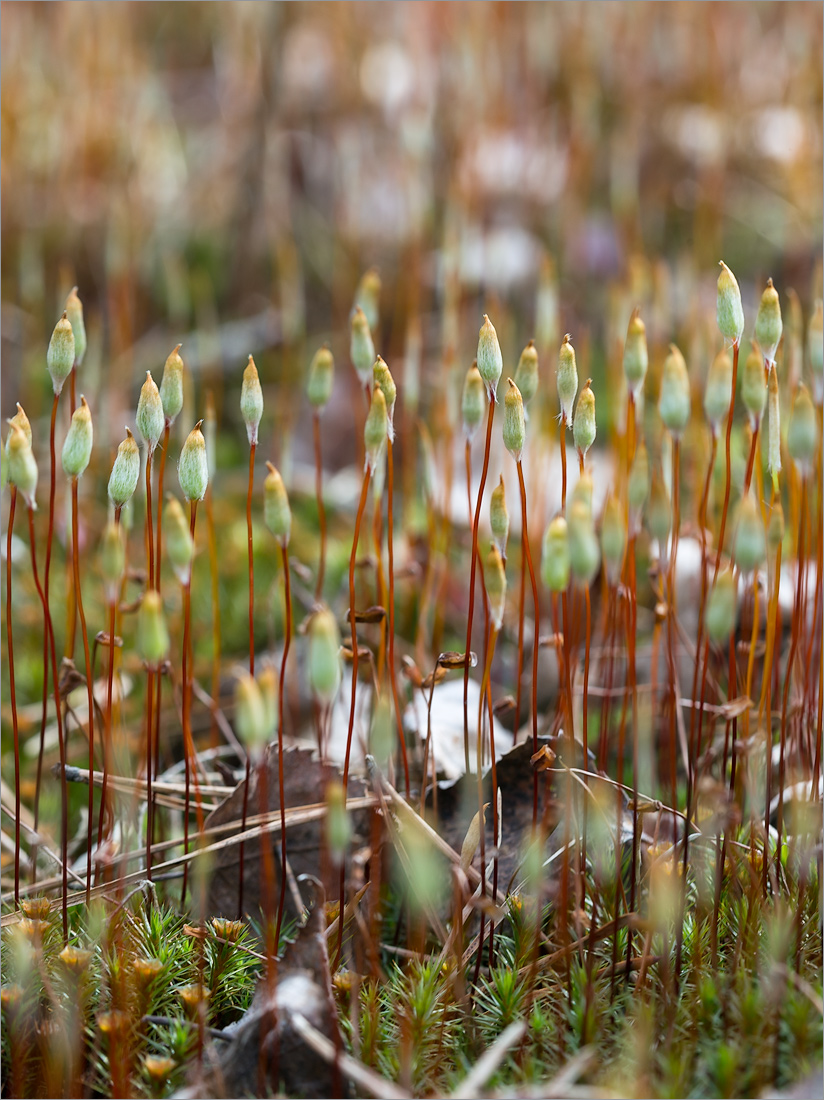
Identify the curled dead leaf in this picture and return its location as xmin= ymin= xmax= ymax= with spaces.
xmin=460 ymin=804 xmax=489 ymax=872
xmin=346 ymin=605 xmax=386 ymax=624
xmin=530 ymin=744 xmax=557 ymax=771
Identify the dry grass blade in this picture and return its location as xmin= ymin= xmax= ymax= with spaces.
xmin=290 ymin=1012 xmax=412 ymax=1100
xmin=449 ymin=1020 xmax=527 ymax=1099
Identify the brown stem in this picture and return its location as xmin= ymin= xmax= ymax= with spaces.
xmin=387 ymin=436 xmax=410 ymax=796
xmin=26 ymin=495 xmax=68 ymax=939
xmin=71 ymin=479 xmax=96 ymax=904
xmin=516 ymin=459 xmax=541 ymax=828
xmin=667 ymin=437 xmax=681 ymax=812
xmin=97 ymin=593 xmax=117 ymax=853
xmin=7 ymin=487 xmax=20 ymax=905
xmin=560 ymin=425 xmax=568 ymax=511
xmin=463 ymin=399 xmax=495 ymax=777
xmin=181 ymin=501 xmax=205 ymax=905
xmin=247 ymin=441 xmax=256 ymax=676
xmin=275 ymin=540 xmax=292 ymax=952
xmin=515 ymin=526 xmax=526 ymax=739
xmin=155 ymin=423 xmax=170 ymax=589
xmin=205 ymin=480 xmax=221 ymax=750
xmin=777 ymin=480 xmax=807 ymax=872
xmin=313 ymin=411 xmax=327 ymax=601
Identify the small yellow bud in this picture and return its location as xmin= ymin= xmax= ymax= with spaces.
xmin=568 ymin=499 xmax=600 ymax=586
xmin=648 ymin=466 xmax=671 ymax=547
xmin=733 ymin=496 xmax=766 ymax=573
xmin=807 ymin=300 xmax=822 ymax=404
xmin=600 ymin=496 xmax=626 ymax=587
xmin=326 ymin=780 xmax=351 ymax=864
xmin=234 ymin=673 xmax=268 ymax=755
xmin=100 ymin=521 xmax=126 ymax=600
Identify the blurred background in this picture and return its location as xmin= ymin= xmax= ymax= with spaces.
xmin=2 ymin=1 xmax=822 ymax=435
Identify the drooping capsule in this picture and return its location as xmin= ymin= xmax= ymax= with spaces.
xmin=490 ymin=475 xmax=509 ymax=561
xmin=541 ymin=515 xmax=570 ymax=593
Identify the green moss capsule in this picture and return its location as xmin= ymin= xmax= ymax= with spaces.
xmin=326 ymin=780 xmax=352 ymax=864
xmin=65 ymin=286 xmax=87 ymax=369
xmin=354 ymin=268 xmax=381 ymax=333
xmin=350 ymin=307 xmax=375 ymax=388
xmin=136 ymin=372 xmax=164 ymax=452
xmin=648 ymin=466 xmax=671 ymax=547
xmin=240 ymin=355 xmax=263 ymax=446
xmin=258 ymin=664 xmax=278 ymax=740
xmin=573 ymin=379 xmax=596 ymax=458
xmin=754 ymin=279 xmax=782 ymax=366
xmin=557 ymin=333 xmax=578 ymax=426
xmin=717 ymin=261 xmax=745 ymax=345
xmin=61 ymin=396 xmax=93 ymax=480
xmin=513 ymin=340 xmax=539 ymax=409
xmin=5 ymin=423 xmax=38 ymax=509
xmin=477 ymin=315 xmax=503 ymax=400
xmin=490 ymin=474 xmax=509 ymax=560
xmin=159 ymin=344 xmax=184 ymax=427
xmin=628 ymin=442 xmax=650 ymax=528
xmin=307 ymin=345 xmax=335 ymax=410
xmin=137 ymin=590 xmax=169 ymax=669
xmin=741 ymin=344 xmax=767 ymax=427
xmin=623 ymin=308 xmax=648 ymax=400
xmin=263 ymin=462 xmax=291 ymax=545
xmin=601 ymin=496 xmax=626 ymax=587
xmin=704 ymin=349 xmax=733 ymax=434
xmin=541 ymin=515 xmax=570 ymax=593
xmin=308 ymin=607 xmax=342 ymax=704
xmin=484 ymin=543 xmax=507 ymax=631
xmin=658 ymin=344 xmax=690 ymax=436
xmin=234 ymin=673 xmax=268 ymax=755
xmin=178 ymin=420 xmax=209 ymax=502
xmin=99 ymin=521 xmax=125 ymax=600
xmin=164 ymin=496 xmax=195 ymax=585
xmin=733 ymin=496 xmax=766 ymax=573
xmin=787 ymin=383 xmax=817 ymax=474
xmin=108 ymin=428 xmax=140 ymax=510
xmin=568 ymin=499 xmax=600 ymax=586
xmin=364 ymin=387 xmax=388 ymax=474
xmin=372 ymin=356 xmax=397 ymax=440
xmin=461 ymin=362 xmax=486 ymax=441
xmin=47 ymin=311 xmax=75 ymax=395
xmin=503 ymin=378 xmax=526 ymax=461
xmin=706 ymin=569 xmax=737 ymax=643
